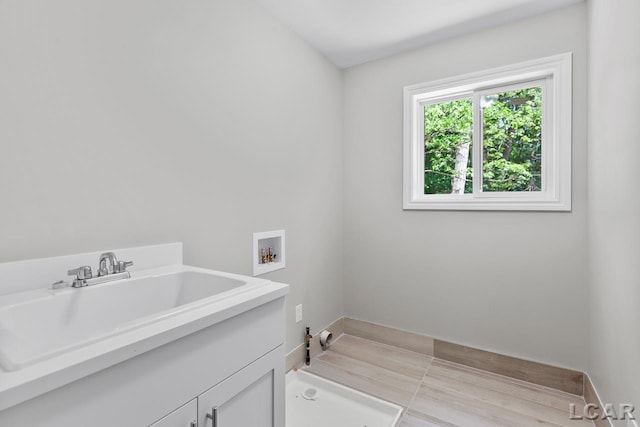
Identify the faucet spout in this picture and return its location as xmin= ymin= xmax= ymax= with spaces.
xmin=98 ymin=252 xmax=118 ymax=276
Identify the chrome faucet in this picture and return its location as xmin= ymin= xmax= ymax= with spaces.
xmin=67 ymin=252 xmax=133 ymax=288
xmin=98 ymin=252 xmax=117 ymax=276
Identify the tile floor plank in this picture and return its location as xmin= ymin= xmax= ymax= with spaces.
xmin=329 ymin=335 xmax=431 ymax=379
xmin=397 ymin=413 xmax=452 ymax=427
xmin=421 ymin=374 xmax=593 ymax=427
xmin=412 ymin=385 xmax=564 ymax=427
xmin=315 ymin=350 xmax=422 ymax=395
xmin=429 ymin=359 xmax=586 ymax=412
xmin=409 ymin=389 xmax=526 ymax=427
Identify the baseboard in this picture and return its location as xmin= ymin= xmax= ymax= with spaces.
xmin=584 ymin=374 xmax=614 ymax=427
xmin=343 ymin=317 xmax=583 ymax=395
xmin=434 ymin=339 xmax=583 ymax=395
xmin=343 ymin=317 xmax=434 ymax=356
xmin=285 ymin=317 xmax=344 ymax=372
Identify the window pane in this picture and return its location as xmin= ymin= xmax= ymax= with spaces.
xmin=424 ymin=98 xmax=473 ymax=194
xmin=481 ymin=86 xmax=542 ymax=192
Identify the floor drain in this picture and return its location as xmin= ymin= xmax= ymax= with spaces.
xmin=302 ymin=388 xmax=318 ymax=400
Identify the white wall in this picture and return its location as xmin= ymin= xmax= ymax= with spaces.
xmin=588 ymin=0 xmax=640 ymax=418
xmin=343 ymin=4 xmax=588 ymax=370
xmin=0 ymin=0 xmax=344 ymax=353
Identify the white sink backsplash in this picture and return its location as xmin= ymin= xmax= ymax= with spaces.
xmin=0 ymin=243 xmax=182 ymax=296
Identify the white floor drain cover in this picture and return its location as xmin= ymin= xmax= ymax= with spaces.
xmin=302 ymin=388 xmax=318 ymax=400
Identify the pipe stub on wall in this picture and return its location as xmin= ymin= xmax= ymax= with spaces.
xmin=319 ymin=330 xmax=333 ymax=349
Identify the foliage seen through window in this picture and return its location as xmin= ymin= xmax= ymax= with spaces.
xmin=423 ymin=86 xmax=542 ymax=194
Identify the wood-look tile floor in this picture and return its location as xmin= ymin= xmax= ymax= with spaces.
xmin=304 ymin=335 xmax=593 ymax=427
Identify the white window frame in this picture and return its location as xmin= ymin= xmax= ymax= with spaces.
xmin=403 ymin=53 xmax=572 ymax=211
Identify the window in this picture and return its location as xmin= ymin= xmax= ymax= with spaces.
xmin=403 ymin=53 xmax=572 ymax=211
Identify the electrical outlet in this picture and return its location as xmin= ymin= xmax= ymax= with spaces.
xmin=295 ymin=304 xmax=302 ymax=323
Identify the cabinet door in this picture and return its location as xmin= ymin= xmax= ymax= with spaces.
xmin=198 ymin=346 xmax=284 ymax=427
xmin=149 ymin=399 xmax=197 ymax=427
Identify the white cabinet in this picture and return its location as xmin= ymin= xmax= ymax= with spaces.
xmin=150 ymin=399 xmax=197 ymax=427
xmin=198 ymin=347 xmax=284 ymax=427
xmin=150 ymin=346 xmax=283 ymax=427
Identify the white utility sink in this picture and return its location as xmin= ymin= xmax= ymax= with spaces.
xmin=0 ymin=268 xmax=266 ymax=371
xmin=0 ymin=244 xmax=289 ymax=412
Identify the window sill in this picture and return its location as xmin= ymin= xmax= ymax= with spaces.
xmin=403 ymin=195 xmax=571 ymax=211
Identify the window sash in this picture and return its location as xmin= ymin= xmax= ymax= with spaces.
xmin=474 ymin=78 xmax=549 ymax=198
xmin=419 ymin=79 xmax=549 ymax=199
xmin=420 ymin=93 xmax=473 ymax=196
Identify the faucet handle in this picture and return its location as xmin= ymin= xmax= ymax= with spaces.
xmin=114 ymin=260 xmax=133 ymax=273
xmin=68 ymin=265 xmax=93 ymax=280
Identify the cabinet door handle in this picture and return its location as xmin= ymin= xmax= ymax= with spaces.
xmin=205 ymin=406 xmax=218 ymax=426
xmin=190 ymin=422 xmax=197 ymax=427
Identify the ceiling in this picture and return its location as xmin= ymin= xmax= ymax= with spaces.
xmin=252 ymin=0 xmax=584 ymax=68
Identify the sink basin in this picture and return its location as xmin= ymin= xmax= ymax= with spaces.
xmin=0 ymin=268 xmax=265 ymax=372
